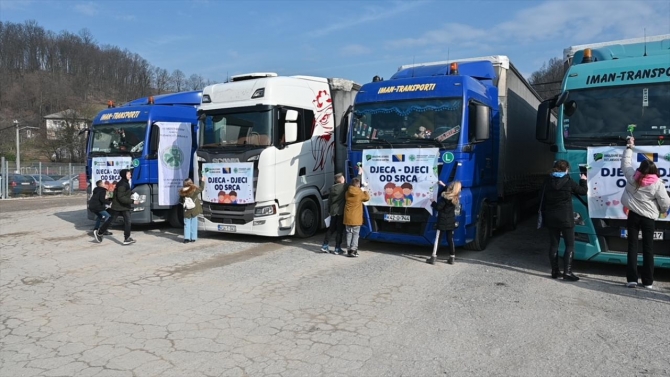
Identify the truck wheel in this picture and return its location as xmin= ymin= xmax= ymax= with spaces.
xmin=168 ymin=205 xmax=184 ymax=228
xmin=295 ymin=198 xmax=319 ymax=238
xmin=466 ymin=204 xmax=490 ymax=251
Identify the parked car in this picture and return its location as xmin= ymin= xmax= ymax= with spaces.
xmin=28 ymin=174 xmax=65 ymax=195
xmin=57 ymin=174 xmax=80 ymax=191
xmin=1 ymin=174 xmax=38 ymax=197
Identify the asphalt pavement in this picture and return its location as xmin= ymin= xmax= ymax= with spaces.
xmin=1 ymin=200 xmax=668 ymax=376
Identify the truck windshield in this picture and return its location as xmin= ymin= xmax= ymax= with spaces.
xmin=564 ymin=82 xmax=670 ymax=141
xmin=351 ymin=98 xmax=462 ymax=148
xmin=90 ymin=122 xmax=146 ymax=156
xmin=200 ymin=110 xmax=273 ymax=147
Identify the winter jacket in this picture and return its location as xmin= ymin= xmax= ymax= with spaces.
xmin=620 ymin=148 xmax=670 ymax=220
xmin=540 ymin=174 xmax=587 ymax=229
xmin=343 ymin=186 xmax=370 ymax=226
xmin=110 ymin=179 xmax=134 ymax=212
xmin=88 ymin=186 xmax=111 ymax=213
xmin=328 ymin=183 xmax=347 ymax=217
xmin=179 ymin=182 xmax=204 ymax=219
xmin=432 ymin=195 xmax=458 ymax=231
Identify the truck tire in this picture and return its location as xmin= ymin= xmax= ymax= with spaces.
xmin=168 ymin=205 xmax=184 ymax=228
xmin=295 ymin=197 xmax=319 ymax=238
xmin=466 ymin=204 xmax=490 ymax=251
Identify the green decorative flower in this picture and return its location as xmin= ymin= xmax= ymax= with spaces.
xmin=627 ymin=124 xmax=636 ymax=135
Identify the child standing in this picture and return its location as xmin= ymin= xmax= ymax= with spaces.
xmin=88 ymin=180 xmax=113 ymax=236
xmin=179 ymin=177 xmax=205 ymax=243
xmin=427 ymin=181 xmax=461 ymax=265
xmin=343 ymin=177 xmax=370 ymax=257
xmin=321 ymin=173 xmax=347 ymax=254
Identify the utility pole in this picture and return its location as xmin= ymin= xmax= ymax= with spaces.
xmin=14 ymin=120 xmax=20 ymax=173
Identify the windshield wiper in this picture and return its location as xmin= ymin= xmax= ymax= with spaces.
xmin=396 ymin=137 xmax=445 ymax=148
xmin=368 ymin=138 xmax=394 ymax=148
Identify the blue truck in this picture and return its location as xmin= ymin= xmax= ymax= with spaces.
xmin=536 ymin=35 xmax=670 ymax=267
xmin=86 ymin=91 xmax=202 ymax=227
xmin=343 ymin=56 xmax=553 ymax=249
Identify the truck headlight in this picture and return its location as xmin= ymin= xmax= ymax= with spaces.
xmin=255 ymin=205 xmax=276 ymax=217
xmin=574 ymin=212 xmax=585 ymax=226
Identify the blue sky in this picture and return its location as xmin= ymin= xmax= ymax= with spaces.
xmin=2 ymin=0 xmax=669 ymax=85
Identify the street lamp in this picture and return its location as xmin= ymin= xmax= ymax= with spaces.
xmin=14 ymin=120 xmax=39 ymax=174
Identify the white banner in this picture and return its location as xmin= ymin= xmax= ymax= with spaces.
xmin=202 ymin=162 xmax=254 ymax=204
xmin=91 ymin=157 xmax=132 ymax=193
xmin=362 ymin=148 xmax=440 ymax=212
xmin=587 ymin=146 xmax=670 ymax=220
xmin=157 ymin=122 xmax=192 ymax=206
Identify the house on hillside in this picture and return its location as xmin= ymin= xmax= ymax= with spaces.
xmin=43 ymin=109 xmax=90 ymax=140
xmin=43 ymin=109 xmax=91 ymax=162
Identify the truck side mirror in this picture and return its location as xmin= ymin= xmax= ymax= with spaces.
xmin=284 ymin=110 xmax=298 ymax=144
xmin=536 ymin=100 xmax=552 ymax=144
xmin=339 ymin=105 xmax=352 ymax=146
xmin=474 ymin=105 xmax=490 ymax=141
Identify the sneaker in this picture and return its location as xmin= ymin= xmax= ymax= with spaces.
xmin=350 ymin=250 xmax=359 ymax=258
xmin=183 ymin=239 xmax=190 ymax=244
xmin=447 ymin=255 xmax=455 ymax=265
xmin=123 ymin=238 xmax=136 ymax=245
xmin=331 ymin=248 xmax=344 ymax=255
xmin=642 ymin=285 xmax=654 ymax=290
xmin=320 ymin=244 xmax=329 ymax=253
xmin=626 ymin=282 xmax=637 ymax=288
xmin=426 ymin=256 xmax=436 ymax=265
xmin=102 ymin=231 xmax=113 ymax=236
xmin=93 ymin=229 xmax=102 ymax=243
xmin=190 ymin=239 xmax=196 ymax=243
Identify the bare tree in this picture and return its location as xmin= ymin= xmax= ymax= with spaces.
xmin=171 ymin=69 xmax=185 ymax=92
xmin=529 ymin=57 xmax=564 ymax=100
xmin=154 ymin=67 xmax=171 ymax=94
xmin=187 ymin=73 xmax=205 ymax=91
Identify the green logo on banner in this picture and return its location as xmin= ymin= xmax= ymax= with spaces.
xmin=442 ymin=152 xmax=454 ymax=163
xmin=161 ymin=146 xmax=184 ymax=170
xmin=132 ymin=158 xmax=140 ymax=168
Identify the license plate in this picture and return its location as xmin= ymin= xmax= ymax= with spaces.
xmin=384 ymin=214 xmax=410 ymax=223
xmin=218 ymin=225 xmax=236 ymax=232
xmin=21 ymin=182 xmax=29 ymax=185
xmin=620 ymin=229 xmax=664 ymax=241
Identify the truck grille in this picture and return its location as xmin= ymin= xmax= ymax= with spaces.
xmin=203 ymin=203 xmax=255 ymax=225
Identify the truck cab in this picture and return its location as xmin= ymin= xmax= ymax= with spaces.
xmin=196 ymin=73 xmax=359 ymax=238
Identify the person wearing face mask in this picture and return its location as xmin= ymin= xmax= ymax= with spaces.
xmin=539 ymin=160 xmax=588 ymax=281
xmin=93 ymin=169 xmax=139 ymax=245
xmin=621 ymin=137 xmax=670 ymax=289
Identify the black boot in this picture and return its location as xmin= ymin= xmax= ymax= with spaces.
xmin=447 ymin=255 xmax=455 ymax=265
xmin=550 ymin=249 xmax=561 ymax=279
xmin=563 ymin=249 xmax=579 ymax=281
xmin=426 ymin=256 xmax=436 ymax=265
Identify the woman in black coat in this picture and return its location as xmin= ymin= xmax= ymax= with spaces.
xmin=540 ymin=160 xmax=588 ymax=281
xmin=427 ymin=181 xmax=461 ymax=265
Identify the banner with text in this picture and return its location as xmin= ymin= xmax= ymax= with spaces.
xmin=157 ymin=122 xmax=192 ymax=206
xmin=362 ymin=148 xmax=439 ymax=212
xmin=202 ymin=162 xmax=254 ymax=204
xmin=91 ymin=157 xmax=132 ymax=193
xmin=587 ymin=146 xmax=670 ymax=220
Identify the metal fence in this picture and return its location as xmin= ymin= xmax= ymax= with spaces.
xmin=0 ymin=158 xmax=87 ymax=199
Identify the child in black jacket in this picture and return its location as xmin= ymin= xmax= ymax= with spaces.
xmin=88 ymin=180 xmax=112 ymax=235
xmin=427 ymin=181 xmax=461 ymax=265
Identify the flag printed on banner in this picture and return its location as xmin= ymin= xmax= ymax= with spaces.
xmin=202 ymin=163 xmax=254 ymax=204
xmin=637 ymin=152 xmax=658 ymax=162
xmin=587 ymin=146 xmax=670 ymax=221
xmin=92 ymin=157 xmax=132 ymax=194
xmin=157 ymin=122 xmax=192 ymax=206
xmin=362 ymin=148 xmax=440 ymax=212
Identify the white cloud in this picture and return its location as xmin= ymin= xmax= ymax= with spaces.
xmin=386 ymin=0 xmax=670 ymax=50
xmin=74 ymin=2 xmax=98 ymax=16
xmin=340 ymin=44 xmax=371 ymax=56
xmin=0 ymin=0 xmax=34 ymax=11
xmin=309 ymin=1 xmax=429 ymax=38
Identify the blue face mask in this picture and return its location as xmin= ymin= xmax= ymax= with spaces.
xmin=551 ymin=172 xmax=567 ymax=178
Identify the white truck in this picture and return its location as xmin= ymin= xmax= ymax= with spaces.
xmin=196 ymin=73 xmax=360 ymax=238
